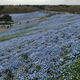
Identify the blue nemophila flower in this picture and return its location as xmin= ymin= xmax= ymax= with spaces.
xmin=0 ymin=11 xmax=80 ymax=79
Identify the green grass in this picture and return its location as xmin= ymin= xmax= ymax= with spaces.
xmin=58 ymin=57 xmax=80 ymax=80
xmin=43 ymin=55 xmax=80 ymax=80
xmin=77 ymin=36 xmax=80 ymax=39
xmin=15 ymin=25 xmax=35 ymax=31
xmin=3 ymin=68 xmax=14 ymax=80
xmin=15 ymin=19 xmax=46 ymax=32
xmin=42 ymin=52 xmax=80 ymax=80
xmin=0 ymin=33 xmax=20 ymax=42
xmin=0 ymin=20 xmax=47 ymax=42
xmin=57 ymin=11 xmax=72 ymax=14
xmin=0 ymin=28 xmax=38 ymax=42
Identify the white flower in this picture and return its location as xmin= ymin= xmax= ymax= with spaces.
xmin=60 ymin=58 xmax=63 ymax=61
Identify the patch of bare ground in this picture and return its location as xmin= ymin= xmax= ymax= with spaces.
xmin=0 ymin=27 xmax=7 ymax=33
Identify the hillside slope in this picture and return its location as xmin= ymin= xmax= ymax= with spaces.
xmin=0 ymin=13 xmax=80 ymax=79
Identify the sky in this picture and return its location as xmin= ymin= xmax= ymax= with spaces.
xmin=0 ymin=0 xmax=80 ymax=5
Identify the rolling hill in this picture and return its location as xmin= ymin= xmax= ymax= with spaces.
xmin=0 ymin=11 xmax=80 ymax=80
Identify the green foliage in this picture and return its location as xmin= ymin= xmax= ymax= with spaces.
xmin=0 ymin=34 xmax=18 ymax=42
xmin=25 ymin=67 xmax=29 ymax=73
xmin=0 ymin=14 xmax=13 ymax=23
xmin=0 ymin=5 xmax=38 ymax=14
xmin=3 ymin=68 xmax=14 ymax=80
xmin=0 ymin=72 xmax=2 ymax=77
xmin=0 ymin=29 xmax=33 ymax=42
xmin=33 ymin=5 xmax=45 ymax=9
xmin=77 ymin=36 xmax=80 ymax=39
xmin=0 ymin=6 xmax=4 ymax=11
xmin=1 ymin=5 xmax=80 ymax=14
xmin=36 ymin=64 xmax=41 ymax=70
xmin=21 ymin=53 xmax=28 ymax=60
xmin=0 ymin=22 xmax=14 ymax=25
xmin=57 ymin=56 xmax=80 ymax=79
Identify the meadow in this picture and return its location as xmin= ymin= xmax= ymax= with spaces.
xmin=0 ymin=11 xmax=80 ymax=80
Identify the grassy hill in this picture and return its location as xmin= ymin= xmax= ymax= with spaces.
xmin=0 ymin=11 xmax=80 ymax=79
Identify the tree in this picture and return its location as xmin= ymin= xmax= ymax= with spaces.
xmin=0 ymin=14 xmax=13 ymax=23
xmin=0 ymin=6 xmax=4 ymax=11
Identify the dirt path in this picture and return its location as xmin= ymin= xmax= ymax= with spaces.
xmin=0 ymin=28 xmax=7 ymax=33
xmin=12 ymin=16 xmax=48 ymax=26
xmin=0 ymin=12 xmax=63 ymax=33
xmin=0 ymin=16 xmax=48 ymax=33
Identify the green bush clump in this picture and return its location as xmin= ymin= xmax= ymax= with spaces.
xmin=3 ymin=68 xmax=14 ymax=80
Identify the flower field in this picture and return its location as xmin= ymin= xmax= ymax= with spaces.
xmin=0 ymin=11 xmax=80 ymax=80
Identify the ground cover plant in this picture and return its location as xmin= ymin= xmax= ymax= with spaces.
xmin=0 ymin=11 xmax=80 ymax=80
xmin=10 ymin=11 xmax=49 ymax=24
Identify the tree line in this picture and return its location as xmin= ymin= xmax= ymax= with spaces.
xmin=0 ymin=5 xmax=80 ymax=14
